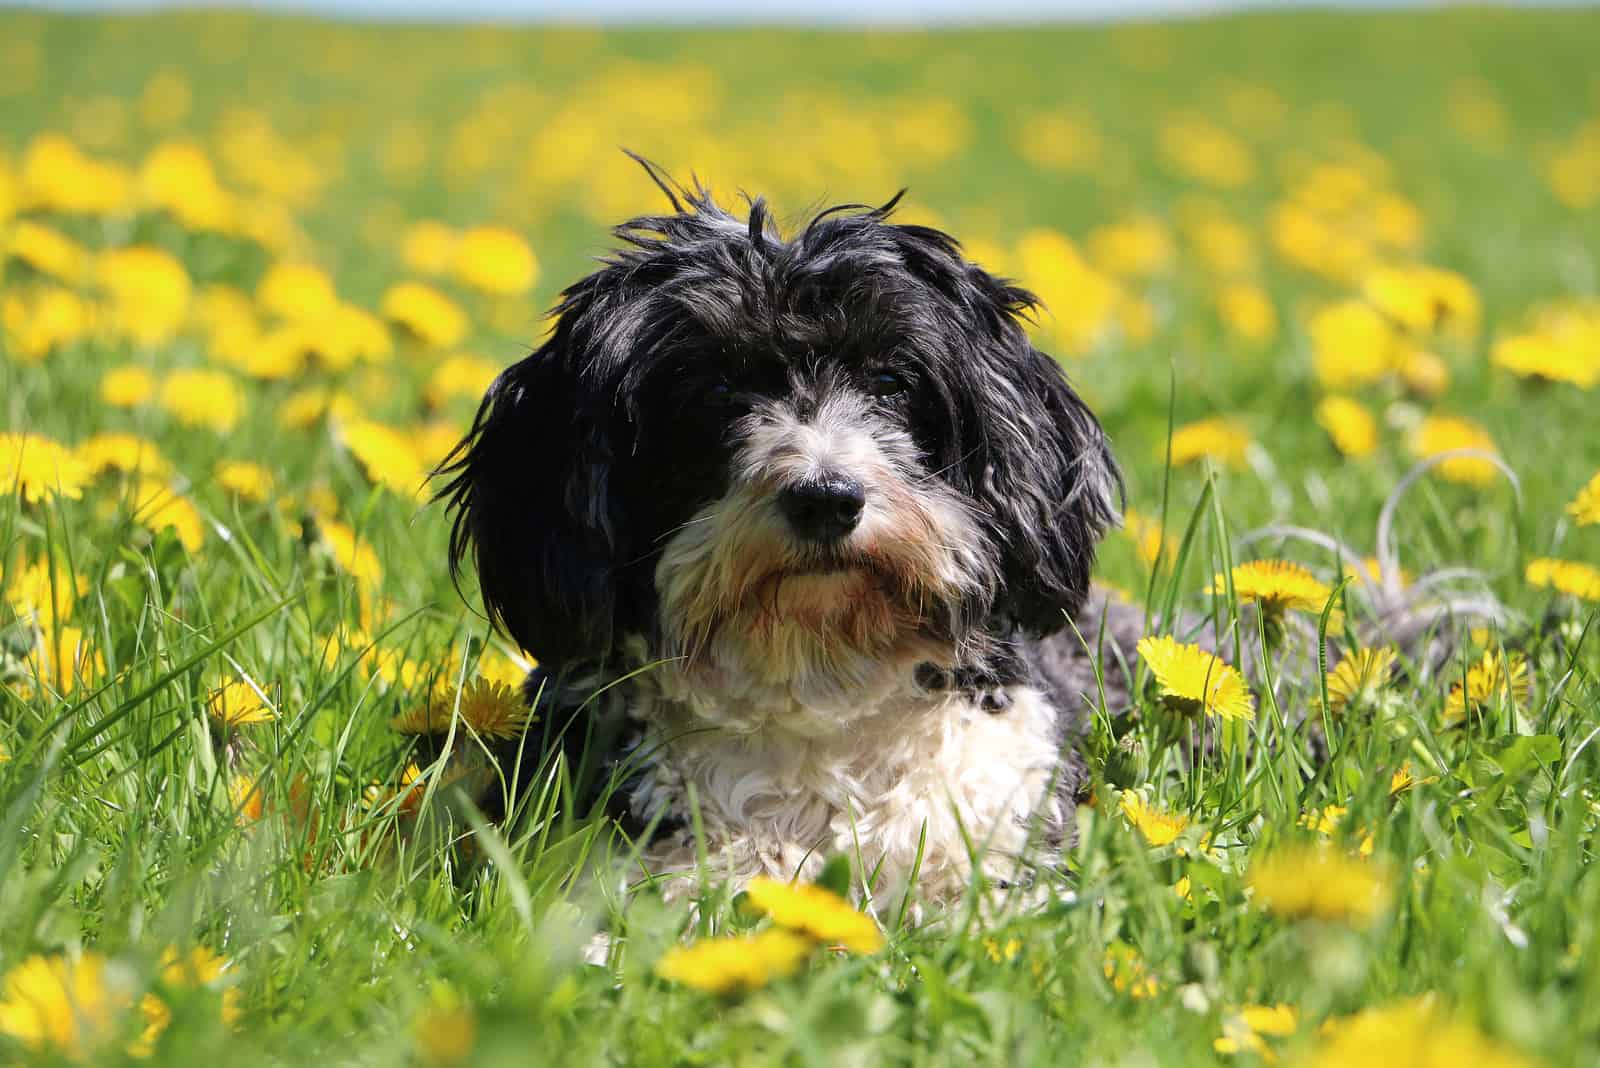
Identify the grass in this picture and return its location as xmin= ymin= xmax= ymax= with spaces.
xmin=2 ymin=5 xmax=1600 ymax=1065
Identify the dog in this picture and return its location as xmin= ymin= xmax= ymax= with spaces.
xmin=436 ymin=160 xmax=1522 ymax=917
xmin=436 ymin=163 xmax=1146 ymax=910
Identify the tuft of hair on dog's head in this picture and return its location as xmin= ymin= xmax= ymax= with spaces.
xmin=438 ymin=156 xmax=1121 ymax=693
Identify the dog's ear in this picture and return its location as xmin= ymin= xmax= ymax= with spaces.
xmin=439 ymin=339 xmax=622 ymax=668
xmin=878 ymin=220 xmax=1122 ymax=636
xmin=967 ymin=328 xmax=1121 ymax=635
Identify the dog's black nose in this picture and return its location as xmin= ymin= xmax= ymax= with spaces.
xmin=779 ymin=476 xmax=865 ymax=543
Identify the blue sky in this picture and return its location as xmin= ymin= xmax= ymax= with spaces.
xmin=28 ymin=0 xmax=1589 ymax=25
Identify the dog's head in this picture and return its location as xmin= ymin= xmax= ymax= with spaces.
xmin=442 ymin=168 xmax=1119 ymax=709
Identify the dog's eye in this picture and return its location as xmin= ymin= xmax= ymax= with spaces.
xmin=700 ymin=381 xmax=739 ymax=408
xmin=866 ymin=371 xmax=906 ymax=398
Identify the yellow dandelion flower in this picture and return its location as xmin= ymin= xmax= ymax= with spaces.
xmin=278 ymin=387 xmax=356 ymax=431
xmin=1013 ymin=111 xmax=1102 ymax=174
xmin=127 ymin=479 xmax=206 ymax=552
xmin=257 ymin=261 xmax=338 ymax=322
xmin=1341 ymin=556 xmax=1410 ymax=591
xmin=400 ymin=220 xmax=458 ymax=276
xmin=1309 ymin=299 xmax=1401 ymax=390
xmin=1 ymin=431 xmax=90 ymax=503
xmin=312 ymin=519 xmax=384 ymax=586
xmin=1298 ymin=805 xmax=1374 ymax=856
xmin=1168 ymin=417 xmax=1252 ymax=468
xmin=383 ymin=281 xmax=469 ymax=349
xmin=139 ymin=70 xmax=193 ymax=129
xmin=983 ymin=937 xmax=1023 ymax=963
xmin=1533 ymin=298 xmax=1600 ymax=350
xmin=1158 ymin=116 xmax=1256 ymax=188
xmin=654 ymin=929 xmax=813 ymax=995
xmin=1568 ymin=471 xmax=1600 ymax=526
xmin=154 ymin=946 xmax=230 ymax=991
xmin=1119 ymin=791 xmax=1189 ymax=846
xmin=158 ymin=369 xmax=243 ymax=433
xmin=424 ymin=353 xmax=500 ymax=409
xmin=293 ymin=485 xmax=343 ymax=522
xmin=1136 ymin=635 xmax=1256 ymax=721
xmin=21 ymin=132 xmax=134 ymax=215
xmin=215 ymin=460 xmax=274 ymax=503
xmin=743 ymin=876 xmax=885 ymax=954
xmin=2 ymin=285 xmax=92 ymax=361
xmin=4 ymin=219 xmax=89 ymax=282
xmin=1398 ymin=343 xmax=1452 ymax=398
xmin=1443 ymin=649 xmax=1531 ymax=725
xmin=363 ymin=761 xmax=438 ymax=818
xmin=1407 ymin=415 xmax=1501 ymax=487
xmin=0 ymin=952 xmax=130 ymax=1057
xmin=135 ymin=945 xmax=239 ymax=1055
xmin=339 ymin=418 xmax=429 ymax=499
xmin=1215 ymin=281 xmax=1278 ymax=345
xmin=190 ymin=282 xmax=256 ymax=331
xmin=230 ymin=775 xmax=265 ymax=824
xmin=1086 ymin=216 xmax=1174 ymax=278
xmin=208 ymin=680 xmax=274 ymax=728
xmin=478 ymin=648 xmax=533 ymax=687
xmin=20 ymin=624 xmax=103 ymax=698
xmin=739 ymin=876 xmax=889 ymax=952
xmin=1246 ymin=844 xmax=1390 ymax=926
xmin=312 ymin=303 xmax=393 ymax=370
xmin=453 ymin=225 xmax=539 ymax=296
xmin=390 ymin=678 xmax=533 ymax=740
xmin=1373 ymin=195 xmax=1424 ymax=253
xmin=1211 ymin=560 xmax=1341 ymax=623
xmin=1526 ymin=557 xmax=1600 ymax=601
xmin=1314 ymin=394 xmax=1378 ymax=459
xmin=1215 ymin=1002 xmax=1299 ymax=1058
xmin=1491 ymin=332 xmax=1598 ymax=389
xmin=189 ymin=287 xmax=262 ymax=370
xmin=1389 ymin=761 xmax=1438 ymax=795
xmin=1122 ymin=507 xmax=1177 ymax=569
xmin=1324 ymin=646 xmax=1397 ymax=713
xmin=1240 ymin=1002 xmax=1298 ymax=1037
xmin=97 ymin=246 xmax=192 ymax=346
xmin=1014 ymin=229 xmax=1121 ymax=356
xmin=1305 ymin=996 xmax=1542 ymax=1068
xmin=76 ymin=432 xmax=171 ymax=479
xmin=100 ymin=364 xmax=155 ymax=408
xmin=413 ymin=421 xmax=467 ymax=469
xmin=240 ymin=322 xmax=313 ymax=381
xmin=1362 ymin=264 xmax=1480 ymax=339
xmin=139 ymin=140 xmax=234 ymax=231
xmin=1102 ymin=943 xmax=1160 ymax=999
xmin=1183 ymin=213 xmax=1257 ymax=276
xmin=4 ymin=557 xmax=88 ymax=630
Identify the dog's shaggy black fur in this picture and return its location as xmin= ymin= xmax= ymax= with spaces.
xmin=436 ymin=164 xmax=1141 ymax=897
xmin=444 ymin=181 xmax=1118 ymax=670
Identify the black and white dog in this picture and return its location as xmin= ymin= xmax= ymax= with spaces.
xmin=440 ymin=167 xmax=1140 ymax=907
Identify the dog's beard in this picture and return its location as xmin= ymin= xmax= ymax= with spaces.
xmin=655 ymin=479 xmax=984 ymax=717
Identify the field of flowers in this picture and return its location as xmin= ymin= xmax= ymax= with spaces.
xmin=2 ymin=5 xmax=1600 ymax=1065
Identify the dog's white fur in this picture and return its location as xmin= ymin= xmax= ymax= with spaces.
xmin=625 ymin=676 xmax=1063 ymax=908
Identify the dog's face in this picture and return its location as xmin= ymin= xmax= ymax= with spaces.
xmin=443 ymin=176 xmax=1119 ymax=711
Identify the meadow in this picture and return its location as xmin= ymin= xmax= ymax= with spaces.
xmin=2 ymin=5 xmax=1600 ymax=1065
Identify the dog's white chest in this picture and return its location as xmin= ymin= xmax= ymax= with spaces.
xmin=627 ymin=684 xmax=1066 ymax=907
